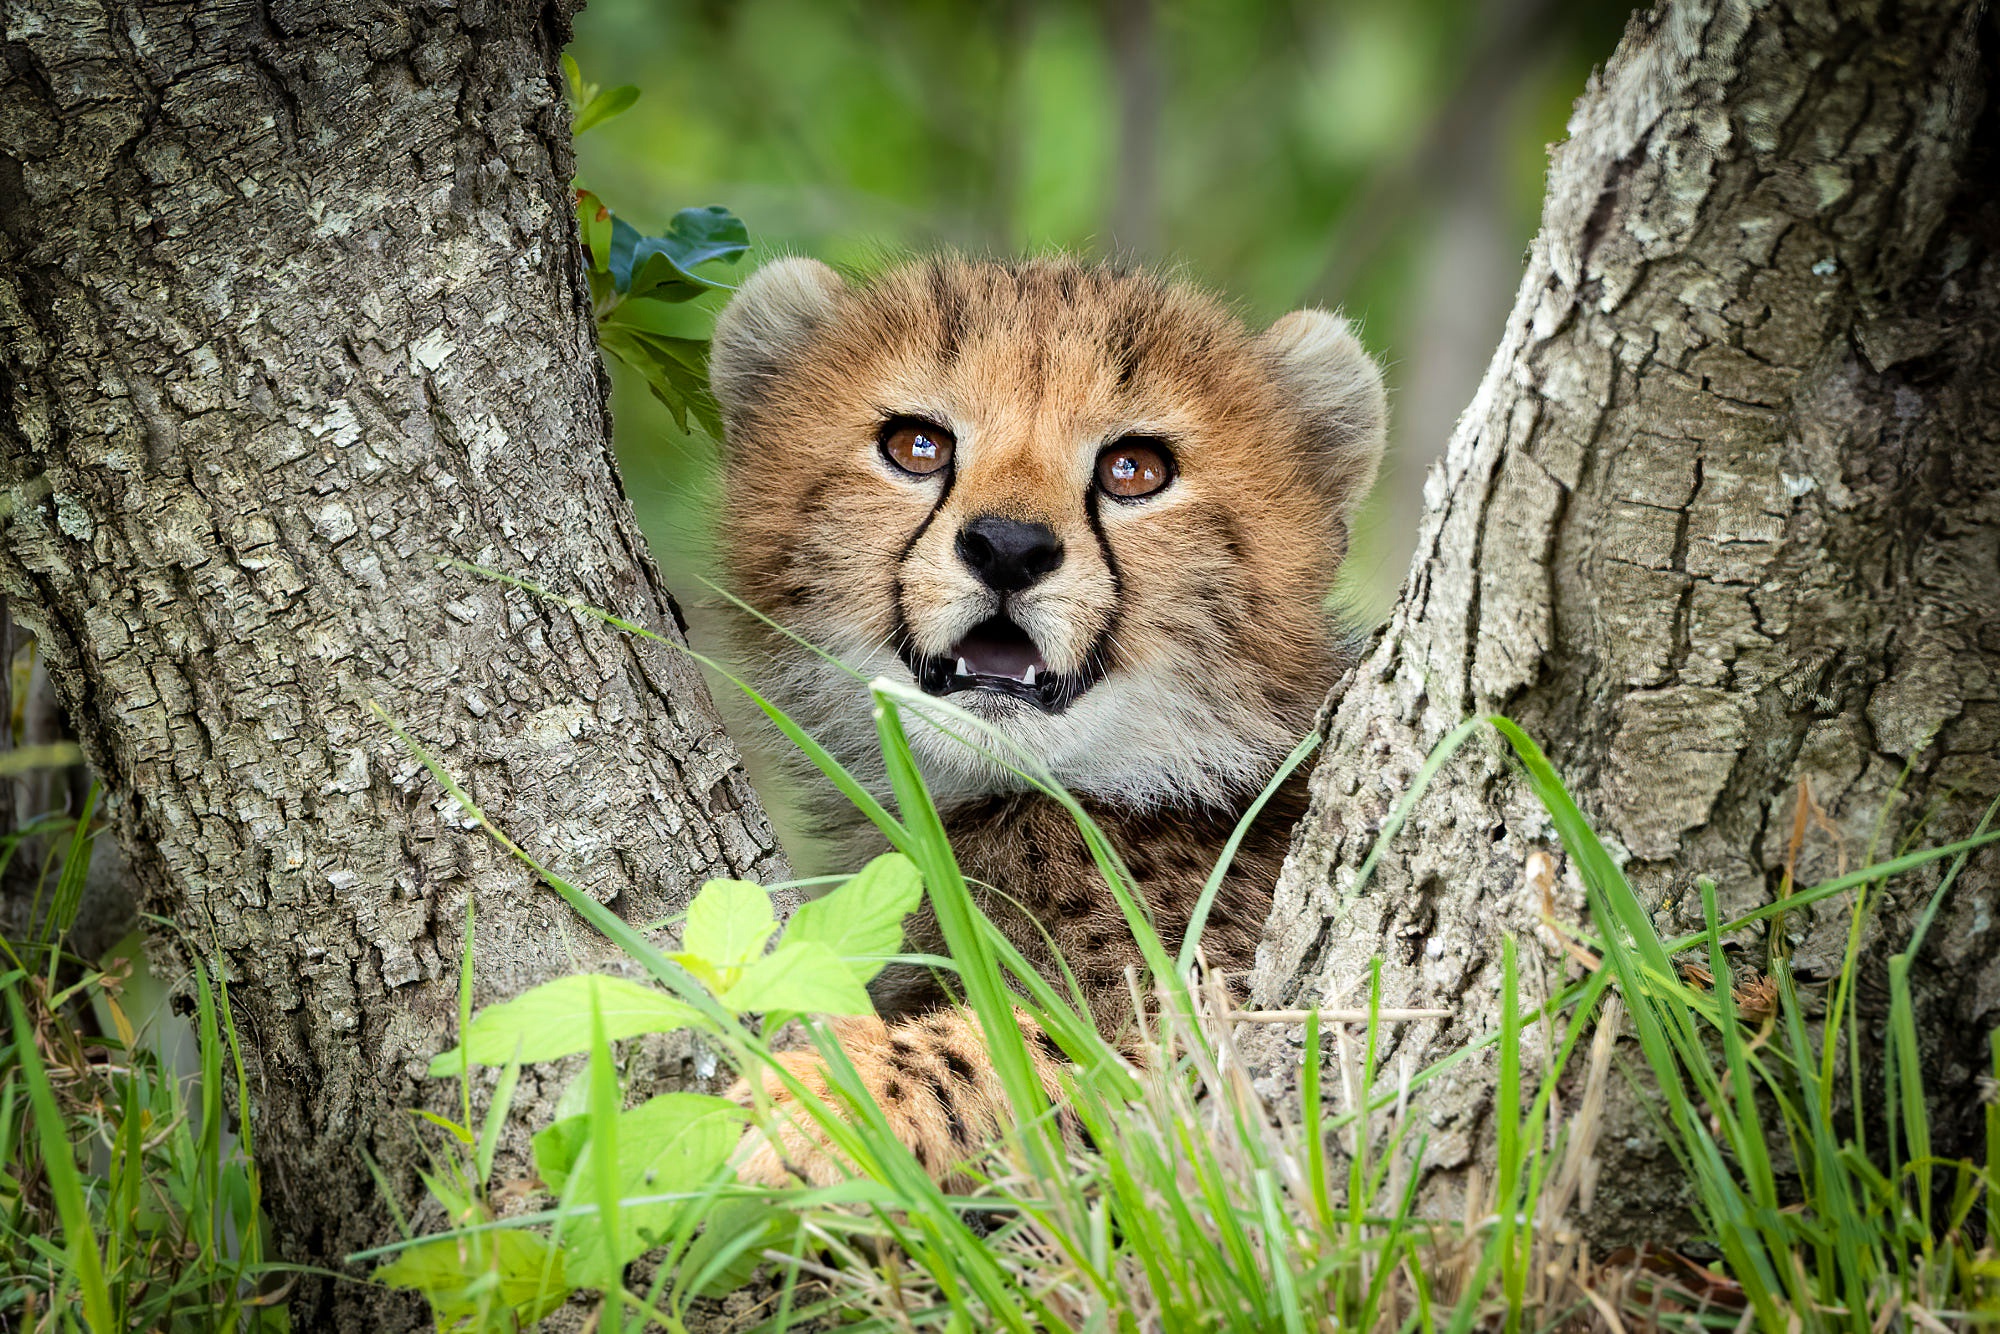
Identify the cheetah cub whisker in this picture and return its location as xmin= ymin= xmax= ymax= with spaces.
xmin=708 ymin=255 xmax=1386 ymax=1188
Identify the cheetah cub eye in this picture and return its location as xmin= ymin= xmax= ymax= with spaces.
xmin=880 ymin=418 xmax=956 ymax=477
xmin=1095 ymin=437 xmax=1174 ymax=500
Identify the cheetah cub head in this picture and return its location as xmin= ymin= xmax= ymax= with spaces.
xmin=709 ymin=257 xmax=1385 ymax=812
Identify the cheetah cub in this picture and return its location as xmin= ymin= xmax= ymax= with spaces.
xmin=708 ymin=256 xmax=1385 ymax=1186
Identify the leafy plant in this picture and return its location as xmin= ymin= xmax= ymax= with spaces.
xmin=564 ymin=56 xmax=749 ymax=437
xmin=365 ymin=833 xmax=924 ymax=1329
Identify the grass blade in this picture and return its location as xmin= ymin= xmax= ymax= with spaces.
xmin=7 ymin=984 xmax=114 ymax=1331
xmin=1176 ymin=730 xmax=1318 ymax=975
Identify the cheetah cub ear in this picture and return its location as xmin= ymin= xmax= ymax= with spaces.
xmin=1257 ymin=309 xmax=1388 ymax=517
xmin=708 ymin=257 xmax=846 ymax=433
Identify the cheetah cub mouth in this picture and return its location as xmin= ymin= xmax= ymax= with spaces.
xmin=901 ymin=614 xmax=1105 ymax=714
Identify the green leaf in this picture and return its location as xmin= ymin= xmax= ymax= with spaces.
xmin=427 ymin=974 xmax=707 ymax=1076
xmin=667 ymin=951 xmax=725 ymax=995
xmin=678 ymin=1199 xmax=797 ymax=1298
xmin=628 ymin=254 xmax=714 ymax=303
xmin=604 ymin=297 xmax=710 ymax=338
xmin=575 ymin=189 xmax=612 ymax=274
xmin=412 ymin=1108 xmax=474 ymax=1145
xmin=372 ymin=1234 xmax=472 ymax=1292
xmin=587 ymin=266 xmax=616 ymax=309
xmin=552 ymin=1069 xmax=592 ymax=1121
xmin=682 ymin=879 xmax=776 ymax=971
xmin=783 ymin=852 xmax=921 ymax=982
xmin=532 ymin=1114 xmax=588 ymax=1194
xmin=604 ymin=206 xmax=749 ymax=298
xmin=614 ymin=327 xmax=711 ymax=372
xmin=607 ymin=218 xmax=705 ymax=301
xmin=602 ymin=216 xmax=649 ymax=294
xmin=561 ymin=53 xmax=586 ymax=106
xmin=619 ymin=1093 xmax=744 ymax=1197
xmin=720 ymin=940 xmax=873 ymax=1016
xmin=597 ymin=325 xmax=710 ymax=432
xmin=661 ymin=204 xmax=750 ymax=268
xmin=375 ymin=1229 xmax=570 ymax=1326
xmin=563 ymin=1093 xmax=746 ymax=1289
xmin=575 ymin=84 xmax=638 ymax=135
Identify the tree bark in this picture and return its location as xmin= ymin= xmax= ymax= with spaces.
xmin=1252 ymin=0 xmax=2000 ymax=1241
xmin=0 ymin=1 xmax=786 ymax=1326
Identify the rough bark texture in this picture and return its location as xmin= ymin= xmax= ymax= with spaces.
xmin=0 ymin=1 xmax=787 ymax=1325
xmin=1253 ymin=0 xmax=2000 ymax=1242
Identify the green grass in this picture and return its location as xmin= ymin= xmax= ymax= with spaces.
xmin=0 ymin=793 xmax=295 ymax=1333
xmin=363 ymin=573 xmax=2000 ymax=1333
xmin=9 ymin=589 xmax=1993 ymax=1334
xmin=6 ymin=574 xmax=1994 ymax=1332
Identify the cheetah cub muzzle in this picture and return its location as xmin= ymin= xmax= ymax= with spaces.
xmin=708 ymin=256 xmax=1386 ymax=1188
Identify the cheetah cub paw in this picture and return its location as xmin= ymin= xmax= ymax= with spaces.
xmin=731 ymin=1010 xmax=1073 ymax=1190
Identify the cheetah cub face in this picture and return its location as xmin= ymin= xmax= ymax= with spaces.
xmin=709 ymin=257 xmax=1385 ymax=811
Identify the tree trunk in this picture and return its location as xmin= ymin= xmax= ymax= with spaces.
xmin=0 ymin=1 xmax=786 ymax=1325
xmin=1252 ymin=0 xmax=2000 ymax=1241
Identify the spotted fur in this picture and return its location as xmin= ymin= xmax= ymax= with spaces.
xmin=708 ymin=256 xmax=1385 ymax=1187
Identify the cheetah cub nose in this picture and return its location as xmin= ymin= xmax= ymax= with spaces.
xmin=956 ymin=516 xmax=1064 ymax=592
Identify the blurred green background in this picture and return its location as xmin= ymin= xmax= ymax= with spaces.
xmin=567 ymin=0 xmax=1634 ymax=628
